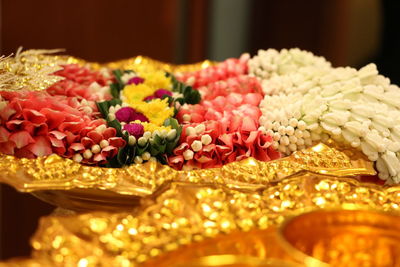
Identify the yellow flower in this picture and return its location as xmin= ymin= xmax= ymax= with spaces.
xmin=123 ymin=83 xmax=154 ymax=104
xmin=131 ymin=98 xmax=174 ymax=126
xmin=140 ymin=70 xmax=172 ymax=90
xmin=141 ymin=122 xmax=172 ymax=133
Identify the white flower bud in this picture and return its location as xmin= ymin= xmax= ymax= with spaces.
xmin=285 ymin=126 xmax=295 ymax=136
xmin=201 ymin=134 xmax=212 ymax=145
xmin=143 ymin=131 xmax=152 ymax=139
xmin=83 ymin=149 xmax=93 ymax=159
xmin=152 ymin=130 xmax=160 ymax=138
xmin=191 ymin=140 xmax=202 ymax=152
xmin=186 ymin=127 xmax=196 ymax=136
xmin=183 ymin=149 xmax=194 ymax=160
xmin=73 ymin=154 xmax=83 ymax=163
xmin=289 ymin=118 xmax=298 ymax=127
xmin=160 ymin=129 xmax=168 ymax=138
xmin=273 ymin=132 xmax=281 ymax=141
xmin=108 ymin=113 xmax=116 ymax=121
xmin=138 ymin=137 xmax=148 ymax=147
xmin=149 ymin=137 xmax=155 ymax=145
xmin=81 ymin=99 xmax=88 ymax=106
xmin=128 ymin=136 xmax=136 ymax=146
xmin=195 ymin=124 xmax=206 ymax=134
xmin=296 ymin=138 xmax=305 ymax=146
xmin=294 ymin=129 xmax=303 ymax=138
xmin=278 ymin=126 xmax=286 ymax=135
xmin=278 ymin=145 xmax=287 ymax=153
xmin=83 ymin=106 xmax=93 ymax=114
xmin=272 ymin=122 xmax=280 ymax=131
xmin=280 ymin=135 xmax=290 ymax=146
xmin=364 ymin=132 xmax=386 ymax=152
xmin=134 ymin=156 xmax=143 ymax=164
xmin=183 ymin=114 xmax=192 ymax=122
xmin=289 ymin=135 xmax=297 ymax=144
xmin=95 ymin=124 xmax=107 ymax=133
xmin=100 ymin=140 xmax=109 ymax=148
xmin=289 ymin=143 xmax=297 ymax=151
xmin=141 ymin=152 xmax=151 ymax=161
xmin=149 ymin=157 xmax=157 ymax=162
xmin=91 ymin=144 xmax=101 ymax=154
xmin=297 ymin=120 xmax=307 ymax=130
xmin=272 ymin=141 xmax=279 ymax=149
xmin=167 ymin=129 xmax=177 ymax=141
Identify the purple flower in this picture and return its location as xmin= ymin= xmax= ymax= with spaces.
xmin=115 ymin=107 xmax=136 ymax=123
xmin=123 ymin=123 xmax=144 ymax=138
xmin=127 ymin=76 xmax=145 ymax=85
xmin=132 ymin=112 xmax=149 ymax=122
xmin=154 ymin=89 xmax=172 ymax=99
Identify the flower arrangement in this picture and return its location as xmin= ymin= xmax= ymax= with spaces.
xmin=1 ymin=48 xmax=400 ymax=184
xmin=0 ymin=52 xmax=281 ymax=171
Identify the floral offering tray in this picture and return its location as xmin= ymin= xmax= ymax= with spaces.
xmin=0 ymin=48 xmax=400 ymax=266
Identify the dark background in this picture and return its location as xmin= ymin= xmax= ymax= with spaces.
xmin=1 ymin=0 xmax=399 ymax=260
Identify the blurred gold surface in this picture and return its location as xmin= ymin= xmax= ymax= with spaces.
xmin=0 ymin=143 xmax=375 ymax=211
xmin=280 ymin=210 xmax=400 ymax=267
xmin=61 ymin=54 xmax=214 ymax=73
xmin=1 ymin=175 xmax=399 ymax=267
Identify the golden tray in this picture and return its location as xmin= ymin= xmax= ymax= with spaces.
xmin=0 ymin=142 xmax=375 ymax=212
xmin=1 ymin=52 xmax=398 ymax=266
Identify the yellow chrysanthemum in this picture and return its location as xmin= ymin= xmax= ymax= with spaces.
xmin=141 ymin=122 xmax=172 ymax=133
xmin=123 ymin=83 xmax=154 ymax=104
xmin=131 ymin=98 xmax=174 ymax=126
xmin=140 ymin=70 xmax=172 ymax=90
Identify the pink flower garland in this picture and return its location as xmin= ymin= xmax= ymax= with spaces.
xmin=167 ymin=120 xmax=280 ymax=170
xmin=176 ymin=54 xmax=250 ymax=88
xmin=47 ymin=64 xmax=112 ymax=101
xmin=169 ymin=60 xmax=281 ymax=170
xmin=0 ymin=90 xmax=125 ymax=164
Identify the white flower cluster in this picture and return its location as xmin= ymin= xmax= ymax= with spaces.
xmin=253 ymin=48 xmax=400 ymax=184
xmin=248 ymin=48 xmax=331 ymax=95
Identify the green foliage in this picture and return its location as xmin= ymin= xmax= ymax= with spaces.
xmin=167 ymin=73 xmax=201 ymax=105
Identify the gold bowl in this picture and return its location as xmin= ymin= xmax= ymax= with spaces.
xmin=279 ymin=210 xmax=400 ymax=267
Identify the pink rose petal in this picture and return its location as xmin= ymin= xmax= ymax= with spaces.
xmin=9 ymin=131 xmax=35 ymax=149
xmin=26 ymin=136 xmax=52 ymax=157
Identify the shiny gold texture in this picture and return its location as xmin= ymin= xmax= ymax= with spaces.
xmin=0 ymin=143 xmax=375 ymax=211
xmin=2 ymin=175 xmax=399 ymax=267
xmin=99 ymin=55 xmax=215 ymax=73
xmin=280 ymin=210 xmax=400 ymax=267
xmin=0 ymin=49 xmax=67 ymax=91
xmin=0 ymin=49 xmax=213 ymax=92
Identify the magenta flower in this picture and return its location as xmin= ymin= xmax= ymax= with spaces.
xmin=154 ymin=89 xmax=172 ymax=99
xmin=123 ymin=123 xmax=144 ymax=138
xmin=115 ymin=107 xmax=136 ymax=122
xmin=143 ymin=95 xmax=156 ymax=101
xmin=127 ymin=76 xmax=145 ymax=85
xmin=115 ymin=107 xmax=149 ymax=123
xmin=132 ymin=113 xmax=149 ymax=122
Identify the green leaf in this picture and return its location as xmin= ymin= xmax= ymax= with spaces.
xmin=110 ymin=83 xmax=120 ymax=99
xmin=136 ymin=143 xmax=149 ymax=156
xmin=96 ymin=101 xmax=109 ymax=119
xmin=108 ymin=119 xmax=123 ymax=136
xmin=117 ymin=146 xmax=129 ymax=165
xmin=113 ymin=69 xmax=124 ymax=84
